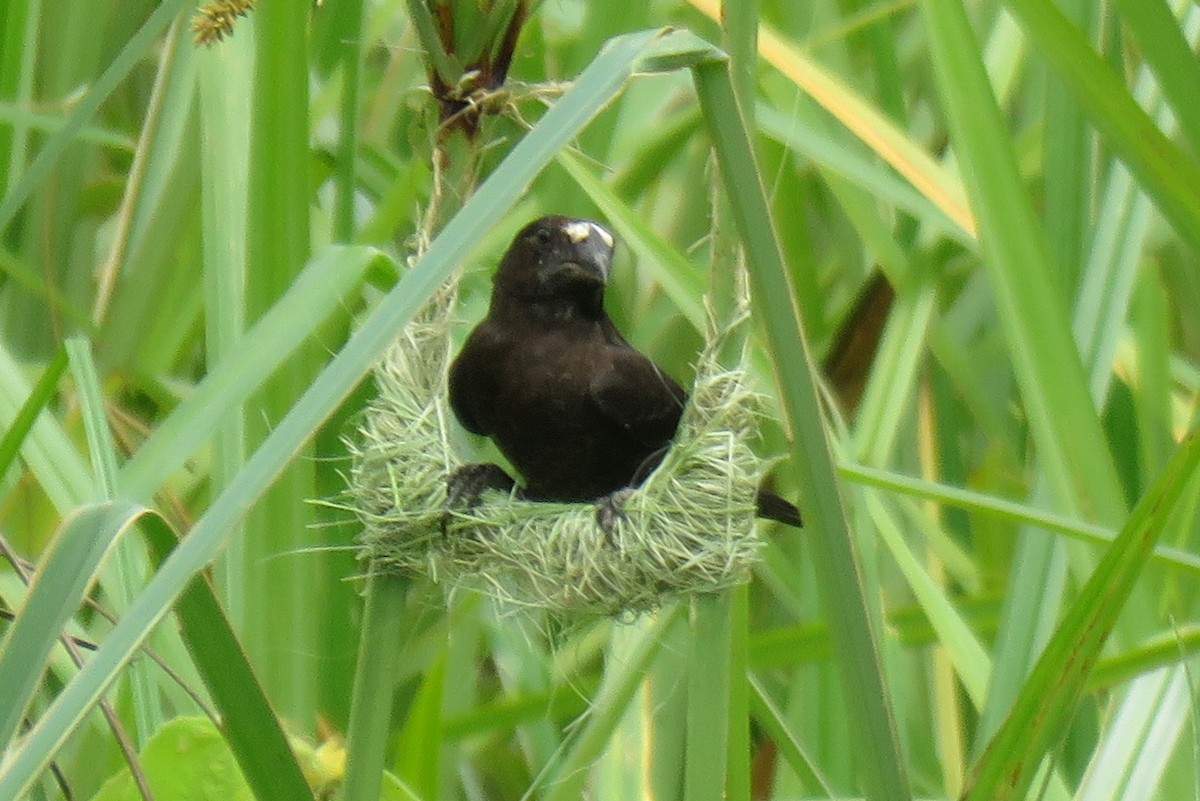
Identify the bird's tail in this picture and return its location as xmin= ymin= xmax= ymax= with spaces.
xmin=756 ymin=488 xmax=803 ymax=528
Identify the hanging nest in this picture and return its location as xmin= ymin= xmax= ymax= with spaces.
xmin=348 ymin=281 xmax=769 ymax=618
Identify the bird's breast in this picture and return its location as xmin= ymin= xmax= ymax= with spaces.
xmin=483 ymin=327 xmax=658 ymax=501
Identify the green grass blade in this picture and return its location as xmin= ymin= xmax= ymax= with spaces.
xmin=755 ymin=105 xmax=974 ymax=246
xmin=0 ymin=343 xmax=93 ymax=512
xmin=0 ymin=29 xmax=692 ymax=796
xmin=140 ymin=518 xmax=315 ymax=801
xmin=242 ymin=0 xmax=321 ymax=728
xmin=0 ymin=500 xmax=146 ymax=747
xmin=851 ymin=287 xmax=937 ymax=463
xmin=922 ymin=0 xmax=1185 ymax=754
xmin=966 ymin=425 xmax=1200 ymax=800
xmin=0 ymin=249 xmax=95 ymax=333
xmin=725 ymin=587 xmax=751 ymax=801
xmin=1076 ymin=667 xmax=1190 ymax=797
xmin=12 ymin=4 xmax=1200 ymax=796
xmin=865 ymin=490 xmax=991 ymax=705
xmin=0 ymin=0 xmax=38 ymax=193
xmin=542 ymin=608 xmax=685 ymax=801
xmin=841 ymin=463 xmax=1200 ymax=575
xmin=118 ymin=245 xmax=381 ymax=499
xmin=685 ymin=594 xmax=731 ymax=801
xmin=1076 ymin=10 xmax=1197 ymax=401
xmin=919 ymin=0 xmax=1125 ymax=521
xmin=690 ymin=0 xmax=977 ymax=239
xmin=1088 ymin=631 xmax=1200 ymax=693
xmin=720 ymin=0 xmax=757 ymax=116
xmin=1040 ymin=0 xmax=1098 ymax=293
xmin=693 ymin=58 xmax=911 ymax=801
xmin=0 ymin=102 xmax=134 ymax=150
xmin=747 ymin=676 xmax=833 ymax=796
xmin=66 ymin=336 xmax=164 ymax=746
xmin=333 ymin=0 xmax=364 ymax=242
xmin=65 ymin=338 xmax=118 ymax=498
xmin=403 ymin=0 xmax=463 ymax=85
xmin=341 ymin=573 xmax=410 ymax=801
xmin=0 ymin=345 xmax=66 ymax=482
xmin=196 ymin=28 xmax=253 ymax=621
xmin=1111 ymin=0 xmax=1200 ymax=156
xmin=92 ymin=19 xmax=195 ymax=329
xmin=0 ymin=0 xmax=189 ymax=234
xmin=1001 ymin=0 xmax=1200 ymax=254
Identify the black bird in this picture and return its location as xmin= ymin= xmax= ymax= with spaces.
xmin=447 ymin=215 xmax=802 ymax=529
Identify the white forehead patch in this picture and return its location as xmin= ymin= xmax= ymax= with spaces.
xmin=562 ymin=220 xmax=614 ymax=249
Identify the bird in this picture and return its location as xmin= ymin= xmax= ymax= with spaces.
xmin=446 ymin=215 xmax=802 ymax=530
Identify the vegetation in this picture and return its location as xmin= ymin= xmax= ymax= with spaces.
xmin=1 ymin=1 xmax=1199 ymax=800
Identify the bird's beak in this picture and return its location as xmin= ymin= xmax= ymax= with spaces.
xmin=557 ymin=221 xmax=614 ymax=285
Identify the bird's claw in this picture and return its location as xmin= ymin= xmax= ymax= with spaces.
xmin=443 ymin=463 xmax=516 ymax=534
xmin=595 ymin=488 xmax=635 ymax=547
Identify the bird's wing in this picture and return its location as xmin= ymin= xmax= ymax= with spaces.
xmin=588 ymin=347 xmax=687 ymax=447
xmin=448 ymin=323 xmax=503 ymax=436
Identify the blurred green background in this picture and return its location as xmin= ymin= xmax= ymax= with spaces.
xmin=2 ymin=0 xmax=1200 ymax=799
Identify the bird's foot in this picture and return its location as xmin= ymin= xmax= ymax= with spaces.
xmin=443 ymin=463 xmax=516 ymax=534
xmin=595 ymin=488 xmax=635 ymax=547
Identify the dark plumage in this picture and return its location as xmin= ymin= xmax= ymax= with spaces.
xmin=447 ymin=215 xmax=801 ymax=528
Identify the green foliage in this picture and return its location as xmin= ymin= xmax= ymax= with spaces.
xmin=87 ymin=716 xmax=410 ymax=801
xmin=89 ymin=717 xmax=256 ymax=801
xmin=2 ymin=1 xmax=1200 ymax=800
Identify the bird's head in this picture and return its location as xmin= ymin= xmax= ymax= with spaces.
xmin=492 ymin=216 xmax=616 ymax=318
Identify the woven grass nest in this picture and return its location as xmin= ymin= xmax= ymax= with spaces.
xmin=349 ymin=283 xmax=770 ymax=618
